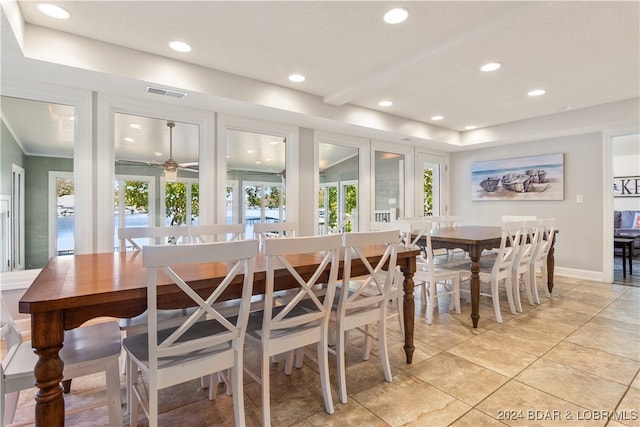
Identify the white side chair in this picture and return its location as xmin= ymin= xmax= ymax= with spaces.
xmin=253 ymin=222 xmax=298 ymax=244
xmin=460 ymin=222 xmax=522 ymax=323
xmin=529 ymin=218 xmax=556 ymax=304
xmin=123 ymin=239 xmax=258 ymax=427
xmin=368 ymin=221 xmax=409 ymax=334
xmin=502 ymin=215 xmax=537 ymax=222
xmin=243 ymin=234 xmax=341 ymax=426
xmin=117 ymin=225 xmax=191 ymax=252
xmin=188 ymin=223 xmax=245 ymax=243
xmin=117 ymin=226 xmax=200 ymax=356
xmin=1 ymin=298 xmax=123 ymax=427
xmin=333 ymin=229 xmax=400 ymax=404
xmin=405 ymin=221 xmax=463 ymax=324
xmin=511 ymin=220 xmax=542 ymax=312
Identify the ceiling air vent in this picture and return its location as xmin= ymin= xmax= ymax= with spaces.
xmin=145 ymin=86 xmax=187 ymax=99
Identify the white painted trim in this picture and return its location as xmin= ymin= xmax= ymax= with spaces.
xmin=314 ymin=131 xmax=369 ymax=232
xmin=554 ymin=268 xmax=604 ymax=283
xmin=370 ymin=140 xmax=415 ymax=224
xmin=1 ymin=78 xmax=93 ymax=254
xmin=95 ymin=94 xmax=214 ymax=252
xmin=603 ymin=127 xmax=640 ymax=283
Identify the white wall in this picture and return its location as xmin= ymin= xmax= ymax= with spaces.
xmin=450 ymin=132 xmax=603 ymax=273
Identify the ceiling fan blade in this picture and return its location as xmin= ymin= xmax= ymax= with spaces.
xmin=116 ymin=159 xmax=163 ymax=167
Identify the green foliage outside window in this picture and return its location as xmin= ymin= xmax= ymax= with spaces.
xmin=165 ymin=182 xmax=199 ymax=225
xmin=424 ymin=169 xmax=433 ymax=216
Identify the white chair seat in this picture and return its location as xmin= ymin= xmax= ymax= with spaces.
xmin=123 ymin=318 xmax=236 ymax=370
xmin=2 ymin=315 xmax=123 ymax=427
xmin=119 ymin=307 xmax=198 ymax=336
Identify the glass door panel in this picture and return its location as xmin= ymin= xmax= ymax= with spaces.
xmin=226 ymin=129 xmax=286 ymax=236
xmin=113 ymin=177 xmax=154 ymax=251
xmin=374 ymin=150 xmax=404 ymax=220
xmin=319 ymin=142 xmax=358 ymax=233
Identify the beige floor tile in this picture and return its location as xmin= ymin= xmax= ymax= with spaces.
xmin=565 ymin=316 xmax=640 ymax=361
xmin=409 ymin=352 xmax=509 ymax=405
xmin=543 ymin=341 xmax=639 ymax=385
xmin=450 ymin=408 xmax=509 ymax=426
xmin=506 ymin=306 xmax=592 ymax=339
xmin=476 ymin=380 xmax=605 ymax=426
xmin=292 ymin=400 xmax=389 ymax=427
xmin=632 ymin=373 xmax=640 ymax=390
xmin=446 ymin=335 xmax=539 ymax=377
xmin=597 ymin=302 xmax=640 ymax=326
xmin=515 ymin=358 xmax=628 ymax=410
xmin=351 ymin=372 xmax=471 ymax=426
xmin=614 ymin=387 xmax=640 ymax=427
xmin=468 ymin=323 xmax=561 ymax=357
xmin=544 ymin=290 xmax=617 ymax=316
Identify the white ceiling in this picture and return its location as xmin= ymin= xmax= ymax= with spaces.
xmin=1 ymin=1 xmax=639 ymax=167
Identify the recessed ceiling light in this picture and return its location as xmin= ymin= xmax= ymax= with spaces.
xmin=154 ymin=152 xmax=163 ymax=157
xmin=288 ymin=74 xmax=305 ymax=82
xmin=528 ymin=89 xmax=546 ymax=97
xmin=431 ymin=115 xmax=444 ymax=121
xmin=270 ymin=141 xmax=280 ymax=145
xmin=480 ymin=62 xmax=501 ymax=72
xmin=465 ymin=125 xmax=477 ymax=130
xmin=247 ymin=149 xmax=255 ymax=154
xmin=560 ymin=105 xmax=574 ymax=111
xmin=384 ymin=8 xmax=408 ymax=24
xmin=379 ymin=100 xmax=393 ymax=107
xmin=123 ymin=137 xmax=134 ymax=142
xmin=38 ymin=3 xmax=70 ymax=19
xmin=129 ymin=123 xmax=141 ymax=129
xmin=169 ymin=41 xmax=191 ymax=53
xmin=255 ymin=161 xmax=262 ymax=165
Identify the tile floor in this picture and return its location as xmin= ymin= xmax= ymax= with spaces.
xmin=8 ymin=275 xmax=640 ymax=427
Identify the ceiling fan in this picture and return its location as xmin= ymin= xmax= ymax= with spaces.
xmin=116 ymin=121 xmax=198 ymax=181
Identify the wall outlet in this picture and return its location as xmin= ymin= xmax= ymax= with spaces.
xmin=576 ymin=194 xmax=583 ymax=203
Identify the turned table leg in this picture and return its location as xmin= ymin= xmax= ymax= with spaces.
xmin=31 ymin=311 xmax=65 ymax=427
xmin=400 ymin=256 xmax=416 ymax=363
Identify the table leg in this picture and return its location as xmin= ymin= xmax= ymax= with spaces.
xmin=400 ymin=257 xmax=416 ymax=363
xmin=31 ymin=311 xmax=65 ymax=427
xmin=628 ymin=241 xmax=633 ymax=276
xmin=546 ymin=234 xmax=557 ymax=293
xmin=622 ymin=243 xmax=627 ymax=278
xmin=469 ymin=254 xmax=481 ymax=328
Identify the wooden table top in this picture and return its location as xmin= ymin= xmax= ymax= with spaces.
xmin=19 ymin=245 xmax=420 ymax=318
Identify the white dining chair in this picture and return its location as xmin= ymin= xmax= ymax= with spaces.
xmin=511 ymin=219 xmax=542 ymax=312
xmin=460 ymin=221 xmax=522 ymax=323
xmin=243 ymin=234 xmax=341 ymax=426
xmin=123 ymin=239 xmax=258 ymax=427
xmin=529 ymin=218 xmax=556 ymax=304
xmin=334 ymin=229 xmax=400 ymax=404
xmin=117 ymin=225 xmax=191 ymax=252
xmin=253 ymin=221 xmax=298 ymax=244
xmin=404 ymin=221 xmax=464 ymax=324
xmin=1 ymin=297 xmax=123 ymax=427
xmin=188 ymin=223 xmax=245 ymax=243
xmin=368 ymin=222 xmax=409 ymax=332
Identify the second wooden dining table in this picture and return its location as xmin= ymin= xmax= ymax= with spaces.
xmin=19 ymin=244 xmax=419 ymax=427
xmin=429 ymin=225 xmax=557 ymax=328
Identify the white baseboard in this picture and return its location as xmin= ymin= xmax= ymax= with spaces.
xmin=554 ymin=266 xmax=604 ymax=282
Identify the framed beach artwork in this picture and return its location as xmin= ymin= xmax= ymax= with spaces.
xmin=471 ymin=153 xmax=564 ymax=201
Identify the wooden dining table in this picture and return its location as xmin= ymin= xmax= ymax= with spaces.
xmin=429 ymin=225 xmax=557 ymax=328
xmin=18 ymin=244 xmax=419 ymax=427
